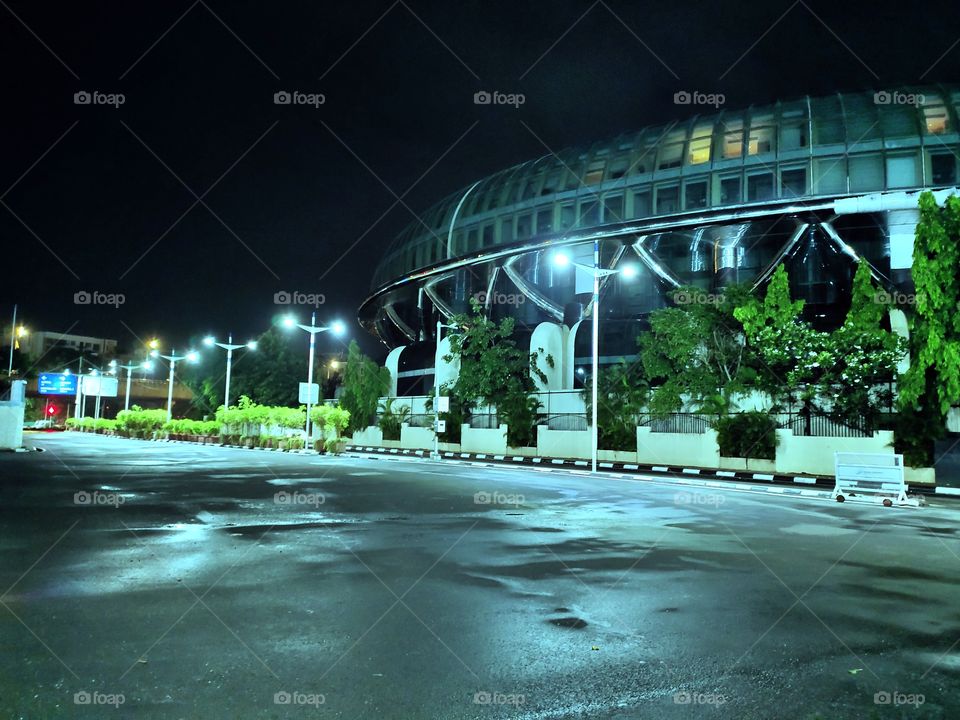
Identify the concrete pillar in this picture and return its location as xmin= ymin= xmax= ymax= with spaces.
xmin=384 ymin=346 xmax=404 ymax=397
xmin=530 ymin=322 xmax=567 ymax=391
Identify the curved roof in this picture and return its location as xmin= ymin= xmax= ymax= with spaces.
xmin=372 ymin=85 xmax=960 ymax=290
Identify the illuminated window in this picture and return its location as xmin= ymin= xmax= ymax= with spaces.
xmin=688 ymin=138 xmax=711 ymax=165
xmin=584 ymin=161 xmax=606 ymax=184
xmin=720 ymin=121 xmax=743 ymax=159
xmin=923 ymin=105 xmax=948 ymax=134
xmin=748 ymin=115 xmax=775 ymax=155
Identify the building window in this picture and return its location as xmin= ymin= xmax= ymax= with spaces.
xmin=541 ymin=170 xmax=561 ymax=195
xmin=720 ymin=176 xmax=741 ymax=205
xmin=536 ymin=207 xmax=554 ymax=235
xmin=721 ymin=121 xmax=744 ymax=159
xmin=747 ymin=172 xmax=775 ymax=201
xmin=608 ymin=157 xmax=628 ymax=179
xmin=931 ymin=153 xmax=957 ymax=185
xmin=815 ymin=158 xmax=846 ymax=195
xmin=657 ymin=143 xmax=683 ymax=170
xmin=781 ymin=167 xmax=807 ymax=197
xmin=559 ymin=203 xmax=576 ymax=230
xmin=886 ymin=154 xmax=918 ymax=189
xmin=579 ymin=198 xmax=600 ymax=226
xmin=482 ymin=223 xmax=495 ymax=247
xmin=516 ymin=213 xmax=532 ymax=240
xmin=655 ymin=185 xmax=680 ymax=214
xmin=584 ymin=161 xmax=606 ymax=184
xmin=684 ymin=180 xmax=708 ymax=209
xmin=780 ymin=121 xmax=807 ymax=151
xmin=687 ymin=125 xmax=712 ymax=165
xmin=499 ymin=217 xmax=514 ymax=243
xmin=466 ymin=227 xmax=479 ymax=252
xmin=602 ymin=193 xmax=624 ymax=223
xmin=748 ymin=125 xmax=774 ymax=155
xmin=849 ymin=155 xmax=884 ymax=192
xmin=631 ymin=189 xmax=652 ymax=218
xmin=923 ymin=105 xmax=949 ymax=134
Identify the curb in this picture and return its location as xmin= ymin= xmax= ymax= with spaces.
xmin=344 ymin=445 xmax=944 ymax=498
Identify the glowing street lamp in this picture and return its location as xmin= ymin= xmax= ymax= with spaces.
xmin=158 ymin=348 xmax=200 ymax=421
xmin=283 ymin=314 xmax=346 ymax=448
xmin=203 ymin=333 xmax=257 ymax=409
xmin=553 ymin=245 xmax=637 ymax=473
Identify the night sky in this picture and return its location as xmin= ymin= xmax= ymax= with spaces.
xmin=1 ymin=0 xmax=958 ymax=360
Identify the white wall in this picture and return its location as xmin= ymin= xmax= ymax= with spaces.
xmin=351 ymin=426 xmax=384 ymax=446
xmin=461 ymin=424 xmax=508 ymax=454
xmin=775 ymin=429 xmax=895 ymax=476
xmin=637 ymin=426 xmax=720 ymax=468
xmin=537 ymin=426 xmax=592 ymax=459
xmin=530 ymin=322 xmax=567 ymax=391
xmin=400 ymin=423 xmax=435 ymax=450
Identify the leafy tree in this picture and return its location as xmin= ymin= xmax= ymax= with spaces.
xmin=582 ymin=360 xmax=649 ymax=450
xmin=817 ymin=261 xmax=905 ymax=431
xmin=340 ymin=340 xmax=391 ymax=433
xmin=444 ymin=300 xmax=547 ymax=447
xmin=897 ymin=191 xmax=960 ymax=462
xmin=641 ymin=284 xmax=759 ymax=415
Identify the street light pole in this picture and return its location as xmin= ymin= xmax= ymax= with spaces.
xmin=159 ymin=348 xmax=199 ymax=421
xmin=554 ymin=248 xmax=637 ymax=473
xmin=7 ymin=304 xmax=15 ymax=376
xmin=283 ymin=315 xmax=345 ymax=451
xmin=117 ymin=360 xmax=153 ymax=411
xmin=203 ymin=333 xmax=257 ymax=410
xmin=433 ymin=319 xmax=457 ymax=461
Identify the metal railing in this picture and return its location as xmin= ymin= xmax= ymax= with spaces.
xmin=638 ymin=413 xmax=714 ymax=434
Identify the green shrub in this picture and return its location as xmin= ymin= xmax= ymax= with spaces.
xmin=377 ymin=398 xmax=409 ymax=440
xmin=714 ymin=412 xmax=778 ymax=459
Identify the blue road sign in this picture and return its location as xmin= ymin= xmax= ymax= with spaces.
xmin=38 ymin=373 xmax=78 ymax=395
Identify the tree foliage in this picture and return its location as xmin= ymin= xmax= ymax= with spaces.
xmin=340 ymin=340 xmax=391 ymax=433
xmin=582 ymin=360 xmax=649 ymax=450
xmin=444 ymin=299 xmax=547 ymax=447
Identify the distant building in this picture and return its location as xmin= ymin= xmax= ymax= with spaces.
xmin=17 ymin=331 xmax=118 ymax=359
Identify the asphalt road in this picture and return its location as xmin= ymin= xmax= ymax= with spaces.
xmin=1 ymin=433 xmax=959 ymax=719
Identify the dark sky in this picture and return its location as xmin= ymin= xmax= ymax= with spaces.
xmin=1 ymin=0 xmax=957 ymax=360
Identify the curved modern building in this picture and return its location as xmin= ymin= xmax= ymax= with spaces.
xmin=359 ymin=86 xmax=960 ymax=394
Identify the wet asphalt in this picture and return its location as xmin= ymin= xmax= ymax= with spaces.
xmin=1 ymin=432 xmax=959 ymax=719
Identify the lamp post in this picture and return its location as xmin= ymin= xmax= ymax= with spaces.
xmin=432 ymin=319 xmax=458 ymax=460
xmin=283 ymin=314 xmax=346 ymax=449
xmin=203 ymin=333 xmax=257 ymax=409
xmin=554 ymin=244 xmax=637 ymax=472
xmin=116 ymin=359 xmax=154 ymax=411
xmin=159 ymin=348 xmax=200 ymax=421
